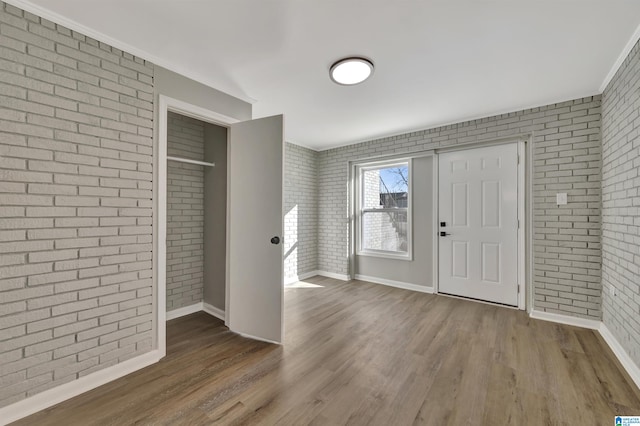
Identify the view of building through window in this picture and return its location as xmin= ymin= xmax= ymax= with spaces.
xmin=360 ymin=163 xmax=410 ymax=255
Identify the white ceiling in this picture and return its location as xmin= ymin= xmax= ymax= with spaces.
xmin=13 ymin=0 xmax=640 ymax=150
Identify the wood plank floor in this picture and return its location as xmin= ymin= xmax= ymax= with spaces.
xmin=14 ymin=276 xmax=640 ymax=425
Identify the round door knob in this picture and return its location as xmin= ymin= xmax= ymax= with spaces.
xmin=270 ymin=236 xmax=280 ymax=245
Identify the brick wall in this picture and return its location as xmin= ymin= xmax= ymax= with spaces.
xmin=166 ymin=112 xmax=204 ymax=311
xmin=318 ymin=96 xmax=602 ymax=319
xmin=284 ymin=143 xmax=318 ymax=281
xmin=602 ymin=39 xmax=640 ymax=364
xmin=0 ymin=2 xmax=154 ymax=408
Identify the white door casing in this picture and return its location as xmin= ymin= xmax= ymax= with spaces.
xmin=157 ymin=95 xmax=240 ymax=358
xmin=157 ymin=96 xmax=284 ymax=353
xmin=228 ymin=115 xmax=284 ymax=344
xmin=438 ymin=143 xmax=519 ymax=306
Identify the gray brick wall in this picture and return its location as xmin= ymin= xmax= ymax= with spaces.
xmin=318 ymin=96 xmax=602 ymax=320
xmin=0 ymin=2 xmax=154 ymax=408
xmin=166 ymin=112 xmax=204 ymax=310
xmin=602 ymin=39 xmax=640 ymax=364
xmin=284 ymin=143 xmax=318 ymax=281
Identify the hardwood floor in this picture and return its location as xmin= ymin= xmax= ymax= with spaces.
xmin=14 ymin=276 xmax=640 ymax=425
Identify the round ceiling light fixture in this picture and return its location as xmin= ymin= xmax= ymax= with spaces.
xmin=330 ymin=57 xmax=374 ymax=85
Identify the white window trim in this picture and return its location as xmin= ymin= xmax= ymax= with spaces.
xmin=355 ymin=158 xmax=413 ymax=260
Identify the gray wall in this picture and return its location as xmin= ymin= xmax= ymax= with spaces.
xmin=355 ymin=156 xmax=433 ymax=287
xmin=152 ymin=54 xmax=251 ymax=322
xmin=166 ymin=112 xmax=205 ymax=311
xmin=0 ymin=1 xmax=253 ymax=409
xmin=0 ymin=2 xmax=155 ymax=407
xmin=203 ymin=123 xmax=227 ymax=310
xmin=319 ymin=96 xmax=602 ymax=320
xmin=602 ymin=39 xmax=640 ymax=364
xmin=284 ymin=143 xmax=318 ymax=282
xmin=154 ymin=66 xmax=251 ymax=123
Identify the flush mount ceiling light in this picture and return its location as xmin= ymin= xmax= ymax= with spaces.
xmin=330 ymin=57 xmax=374 ymax=85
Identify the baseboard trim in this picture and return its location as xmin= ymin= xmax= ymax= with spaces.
xmin=529 ymin=309 xmax=600 ymax=330
xmin=354 ymin=274 xmax=434 ymax=294
xmin=6 ymin=297 xmax=640 ymax=425
xmin=526 ymin=310 xmax=640 ymax=391
xmin=0 ymin=350 xmax=161 ymax=426
xmin=315 ymin=270 xmax=350 ymax=281
xmin=236 ymin=331 xmax=282 ymax=345
xmin=202 ymin=302 xmax=226 ymax=321
xmin=166 ymin=302 xmax=203 ymax=320
xmin=599 ymin=323 xmax=640 ymax=390
xmin=284 ymin=270 xmax=321 ymax=286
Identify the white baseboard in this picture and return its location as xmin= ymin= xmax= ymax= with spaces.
xmin=523 ymin=310 xmax=640 ymax=391
xmin=167 ymin=301 xmax=225 ymax=322
xmin=166 ymin=302 xmax=203 ymax=320
xmin=202 ymin=302 xmax=226 ymax=321
xmin=6 ymin=298 xmax=640 ymax=426
xmin=0 ymin=350 xmax=161 ymax=426
xmin=354 ymin=274 xmax=434 ymax=294
xmin=599 ymin=323 xmax=640 ymax=390
xmin=315 ymin=270 xmax=350 ymax=281
xmin=284 ymin=270 xmax=321 ymax=286
xmin=236 ymin=331 xmax=282 ymax=345
xmin=529 ymin=309 xmax=600 ymax=330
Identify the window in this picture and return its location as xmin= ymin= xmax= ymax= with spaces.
xmin=356 ymin=159 xmax=411 ymax=259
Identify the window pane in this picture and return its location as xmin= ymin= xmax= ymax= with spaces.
xmin=362 ymin=165 xmax=408 ymax=209
xmin=362 ymin=210 xmax=408 ymax=253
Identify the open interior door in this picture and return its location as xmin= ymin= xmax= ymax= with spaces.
xmin=228 ymin=115 xmax=284 ymax=343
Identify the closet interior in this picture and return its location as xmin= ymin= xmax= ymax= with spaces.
xmin=165 ymin=112 xmax=228 ymax=325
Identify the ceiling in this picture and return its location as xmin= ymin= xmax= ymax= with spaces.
xmin=13 ymin=0 xmax=640 ymax=150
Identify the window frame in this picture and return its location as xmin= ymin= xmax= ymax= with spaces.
xmin=355 ymin=158 xmax=413 ymax=260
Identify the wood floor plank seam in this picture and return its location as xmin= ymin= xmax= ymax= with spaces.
xmin=12 ymin=276 xmax=640 ymax=426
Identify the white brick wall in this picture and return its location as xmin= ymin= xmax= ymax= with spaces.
xmin=318 ymin=96 xmax=602 ymax=320
xmin=0 ymin=0 xmax=618 ymax=411
xmin=284 ymin=143 xmax=318 ymax=281
xmin=0 ymin=2 xmax=154 ymax=407
xmin=166 ymin=112 xmax=204 ymax=311
xmin=602 ymin=39 xmax=640 ymax=364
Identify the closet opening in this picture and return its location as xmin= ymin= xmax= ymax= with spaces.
xmin=164 ymin=111 xmax=228 ymax=354
xmin=156 ymin=95 xmax=285 ymax=357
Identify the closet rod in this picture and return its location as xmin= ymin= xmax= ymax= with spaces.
xmin=167 ymin=156 xmax=215 ymax=167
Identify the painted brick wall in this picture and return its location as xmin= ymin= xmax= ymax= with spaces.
xmin=318 ymin=96 xmax=602 ymax=319
xmin=284 ymin=143 xmax=318 ymax=281
xmin=166 ymin=112 xmax=204 ymax=311
xmin=0 ymin=2 xmax=154 ymax=408
xmin=602 ymin=39 xmax=640 ymax=364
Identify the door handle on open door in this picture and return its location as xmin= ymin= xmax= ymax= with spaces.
xmin=440 ymin=232 xmax=450 ymax=237
xmin=270 ymin=236 xmax=281 ymax=245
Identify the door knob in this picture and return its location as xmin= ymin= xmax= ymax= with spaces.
xmin=270 ymin=236 xmax=281 ymax=245
xmin=440 ymin=232 xmax=450 ymax=237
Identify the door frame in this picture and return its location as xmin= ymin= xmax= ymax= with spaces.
xmin=346 ymin=136 xmax=530 ymax=310
xmin=433 ymin=137 xmax=528 ymax=310
xmin=155 ymin=94 xmax=238 ymax=358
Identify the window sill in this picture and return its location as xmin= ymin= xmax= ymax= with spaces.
xmin=357 ymin=250 xmax=413 ymax=261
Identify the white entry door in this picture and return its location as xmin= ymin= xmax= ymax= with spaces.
xmin=438 ymin=143 xmax=519 ymax=306
xmin=228 ymin=115 xmax=284 ymax=343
